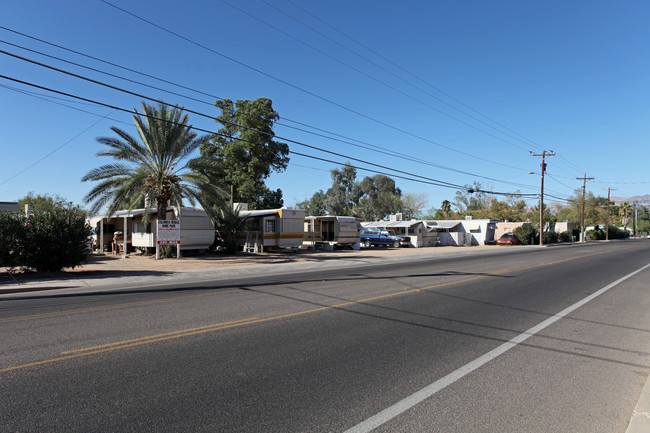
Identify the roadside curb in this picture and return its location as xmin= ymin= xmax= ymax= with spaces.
xmin=0 ymin=246 xmax=526 ymax=297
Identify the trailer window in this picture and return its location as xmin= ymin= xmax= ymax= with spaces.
xmin=265 ymin=219 xmax=276 ymax=233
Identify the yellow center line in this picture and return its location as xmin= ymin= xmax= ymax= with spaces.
xmin=1 ymin=244 xmax=637 ymax=374
xmin=60 ymin=317 xmax=259 ymax=354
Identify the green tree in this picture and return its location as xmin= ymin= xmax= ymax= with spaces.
xmin=453 ymin=182 xmax=492 ymax=218
xmin=83 ymin=102 xmax=225 ymax=220
xmin=214 ymin=206 xmax=249 ymax=255
xmin=200 ymin=98 xmax=289 ymax=209
xmin=555 ymin=189 xmax=607 ymax=228
xmin=18 ymin=192 xmax=69 ymax=214
xmin=356 ymin=174 xmax=402 ymax=221
xmin=398 ymin=192 xmax=428 ymax=220
xmin=296 ymin=190 xmax=327 ymax=216
xmin=619 ymin=202 xmax=633 ymax=229
xmin=441 ymin=200 xmax=452 ymax=219
xmin=324 ymin=163 xmax=362 ymax=216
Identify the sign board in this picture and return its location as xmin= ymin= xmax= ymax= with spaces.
xmin=157 ymin=220 xmax=181 ymax=245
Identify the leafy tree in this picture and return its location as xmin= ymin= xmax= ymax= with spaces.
xmin=399 ymin=192 xmax=428 ymax=220
xmin=200 ymin=98 xmax=289 ymax=209
xmin=421 ymin=206 xmax=444 ymax=220
xmin=524 ymin=203 xmax=556 ymax=230
xmin=635 ymin=206 xmax=650 ymax=233
xmin=82 ymin=102 xmax=225 ymax=221
xmin=18 ymin=192 xmax=69 ymax=214
xmin=453 ymin=182 xmax=491 ymax=218
xmin=296 ymin=190 xmax=327 ymax=216
xmin=555 ymin=189 xmax=607 ymax=228
xmin=324 ymin=163 xmax=362 ymax=216
xmin=490 ymin=193 xmax=527 ymax=222
xmin=356 ymin=174 xmax=402 ymax=221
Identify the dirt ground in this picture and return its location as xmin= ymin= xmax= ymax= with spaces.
xmin=1 ymin=245 xmax=494 ymax=283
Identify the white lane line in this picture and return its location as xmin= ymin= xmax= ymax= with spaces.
xmin=345 ymin=263 xmax=650 ymax=433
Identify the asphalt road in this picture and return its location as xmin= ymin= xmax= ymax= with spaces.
xmin=1 ymin=241 xmax=649 ymax=432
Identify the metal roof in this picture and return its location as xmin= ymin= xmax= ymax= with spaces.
xmin=362 ymin=220 xmax=424 ymax=228
xmin=424 ymin=221 xmax=461 ymax=230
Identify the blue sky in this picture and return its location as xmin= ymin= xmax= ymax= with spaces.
xmin=1 ymin=1 xmax=649 ymax=213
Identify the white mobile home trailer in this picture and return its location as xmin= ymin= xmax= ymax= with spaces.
xmin=304 ymin=216 xmax=360 ymax=250
xmin=238 ymin=208 xmax=306 ymax=252
xmin=89 ymin=207 xmax=214 ymax=255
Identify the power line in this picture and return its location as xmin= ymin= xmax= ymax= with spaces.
xmin=0 ymin=46 xmax=544 ymax=192
xmin=0 ymin=26 xmax=534 ymax=177
xmin=224 ymin=0 xmax=536 ymax=154
xmin=0 ymin=73 xmax=538 ymax=200
xmin=283 ymin=0 xmax=552 ymax=153
xmin=97 ymin=1 xmax=545 ymax=171
xmin=0 ymin=106 xmax=115 ymax=187
xmin=283 ymin=1 xmax=590 ymax=179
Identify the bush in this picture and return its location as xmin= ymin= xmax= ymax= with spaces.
xmin=0 ymin=205 xmax=92 ymax=273
xmin=0 ymin=211 xmax=25 ymax=268
xmin=542 ymin=231 xmax=559 ymax=244
xmin=586 ymin=229 xmax=605 ymax=241
xmin=513 ymin=224 xmax=538 ymax=245
xmin=608 ymin=226 xmax=630 ymax=239
xmin=559 ymin=230 xmax=573 ymax=243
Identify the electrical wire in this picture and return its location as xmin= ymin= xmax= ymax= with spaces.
xmin=224 ymin=0 xmax=535 ymax=154
xmin=97 ymin=1 xmax=548 ymax=171
xmin=0 ymin=47 xmax=545 ymax=193
xmin=0 ymin=106 xmax=115 ymax=187
xmin=0 ymin=27 xmax=535 ymax=176
xmin=0 ymin=73 xmax=539 ymax=199
xmin=0 ymin=37 xmax=535 ymax=185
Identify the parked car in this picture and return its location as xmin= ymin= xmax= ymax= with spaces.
xmin=360 ymin=228 xmax=405 ymax=248
xmin=497 ymin=233 xmax=520 ymax=245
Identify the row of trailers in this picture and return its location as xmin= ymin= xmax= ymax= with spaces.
xmin=89 ymin=207 xmax=363 ymax=255
xmin=235 ymin=209 xmax=361 ymax=252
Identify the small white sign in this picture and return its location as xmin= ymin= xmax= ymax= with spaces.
xmin=157 ymin=219 xmax=181 ymax=245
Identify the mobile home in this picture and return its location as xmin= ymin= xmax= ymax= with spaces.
xmin=89 ymin=207 xmax=214 ymax=255
xmin=304 ymin=216 xmax=361 ymax=250
xmin=237 ymin=208 xmax=306 ymax=252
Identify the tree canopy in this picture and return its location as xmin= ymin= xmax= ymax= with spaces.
xmin=82 ymin=102 xmax=226 ymax=220
xmin=200 ymin=98 xmax=289 ymax=209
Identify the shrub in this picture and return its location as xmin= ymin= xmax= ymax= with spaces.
xmin=159 ymin=244 xmax=175 ymax=258
xmin=608 ymin=226 xmax=630 ymax=239
xmin=0 ymin=204 xmax=92 ymax=273
xmin=0 ymin=211 xmax=25 ymax=268
xmin=542 ymin=231 xmax=559 ymax=244
xmin=586 ymin=229 xmax=605 ymax=241
xmin=559 ymin=231 xmax=573 ymax=243
xmin=513 ymin=224 xmax=538 ymax=245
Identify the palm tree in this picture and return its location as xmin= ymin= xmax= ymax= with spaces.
xmin=620 ymin=202 xmax=632 ymax=229
xmin=441 ymin=200 xmax=452 ymax=219
xmin=82 ymin=102 xmax=226 ymax=220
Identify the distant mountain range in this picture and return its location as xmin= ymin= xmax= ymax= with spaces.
xmin=611 ymin=195 xmax=650 ymax=208
xmin=547 ymin=194 xmax=650 ymax=212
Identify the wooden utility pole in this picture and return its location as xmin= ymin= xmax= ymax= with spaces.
xmin=602 ymin=188 xmax=615 ymax=241
xmin=531 ymin=151 xmax=555 ymax=246
xmin=576 ymin=173 xmax=594 ymax=242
